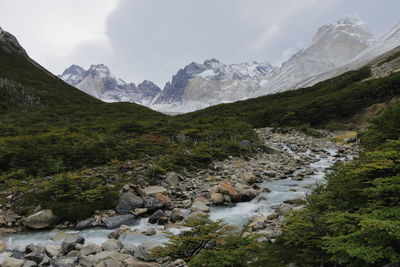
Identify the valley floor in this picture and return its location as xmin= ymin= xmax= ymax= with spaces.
xmin=0 ymin=128 xmax=360 ymax=266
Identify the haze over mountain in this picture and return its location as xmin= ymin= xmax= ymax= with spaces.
xmin=60 ymin=15 xmax=400 ymax=114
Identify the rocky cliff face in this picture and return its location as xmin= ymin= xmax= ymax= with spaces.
xmin=59 ymin=64 xmax=161 ymax=105
xmin=252 ymin=14 xmax=374 ymax=96
xmin=294 ymin=20 xmax=400 ymax=90
xmin=151 ymin=59 xmax=274 ymax=113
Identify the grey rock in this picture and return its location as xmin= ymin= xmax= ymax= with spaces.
xmin=240 ymin=172 xmax=256 ymax=184
xmin=132 ymin=242 xmax=159 ymax=261
xmin=190 ymin=202 xmax=210 ymax=213
xmin=210 ymin=193 xmax=224 ymax=204
xmin=61 ymin=235 xmax=84 ymax=255
xmin=170 ymin=209 xmax=185 ymax=223
xmin=239 ymin=140 xmax=253 ymax=151
xmin=96 ymin=259 xmax=124 ymax=267
xmin=122 ymin=257 xmax=159 ymax=267
xmin=101 ymin=239 xmax=123 ymax=252
xmin=116 ymin=192 xmax=144 ymax=215
xmin=22 ymin=260 xmax=36 ymax=267
xmin=23 ymin=250 xmax=44 ymax=264
xmin=143 ymin=197 xmax=163 ymax=212
xmin=79 ymin=251 xmax=128 ymax=267
xmin=165 ymin=172 xmax=180 ymax=186
xmin=44 ymin=245 xmax=61 ymax=258
xmin=144 ymin=228 xmax=156 ymax=236
xmin=148 ymin=210 xmax=166 ymax=224
xmin=142 ymin=186 xmax=167 ymax=195
xmin=263 ymin=170 xmax=276 ymax=177
xmin=22 ymin=210 xmax=58 ymax=229
xmin=39 ymin=254 xmax=51 ymax=266
xmin=2 ymin=257 xmax=25 ymax=267
xmin=104 ymin=215 xmax=138 ymax=229
xmin=52 ymin=256 xmax=77 ymax=267
xmin=80 ymin=243 xmax=102 ymax=256
xmin=76 ymin=219 xmax=92 ymax=230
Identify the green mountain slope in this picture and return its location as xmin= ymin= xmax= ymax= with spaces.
xmin=0 ymin=29 xmax=99 ymax=109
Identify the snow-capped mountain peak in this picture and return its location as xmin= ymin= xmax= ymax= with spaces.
xmin=59 ymin=64 xmax=161 ymax=105
xmin=250 ymin=14 xmax=374 ymax=97
xmin=87 ymin=64 xmax=111 ymax=79
xmin=312 ymin=14 xmax=374 ymax=46
xmin=60 ymin=65 xmax=86 ymax=86
xmin=335 ymin=13 xmax=364 ymax=26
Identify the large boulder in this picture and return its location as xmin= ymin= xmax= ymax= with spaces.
xmin=102 ymin=239 xmax=123 ymax=252
xmin=240 ymin=172 xmax=256 ymax=184
xmin=148 ymin=210 xmax=167 ymax=225
xmin=154 ymin=193 xmax=174 ymax=209
xmin=219 ymin=182 xmax=240 ymax=202
xmin=104 ymin=215 xmax=138 ymax=229
xmin=75 ymin=219 xmax=92 ymax=230
xmin=210 ymin=193 xmax=224 ymax=204
xmin=170 ymin=209 xmax=185 ymax=223
xmin=22 ymin=209 xmax=58 ymax=229
xmin=80 ymin=243 xmax=102 ymax=256
xmin=143 ymin=197 xmax=164 ymax=212
xmin=52 ymin=256 xmax=77 ymax=266
xmin=79 ymin=251 xmax=129 ymax=267
xmin=142 ymin=186 xmax=167 ymax=195
xmin=2 ymin=257 xmax=25 ymax=267
xmin=131 ymin=242 xmax=159 ymax=261
xmin=235 ymin=183 xmax=260 ymax=201
xmin=96 ymin=259 xmax=124 ymax=267
xmin=61 ymin=235 xmax=85 ymax=255
xmin=116 ymin=192 xmax=144 ymax=215
xmin=190 ymin=202 xmax=210 ymax=213
xmin=22 ymin=260 xmax=36 ymax=267
xmin=23 ymin=249 xmax=45 ymax=264
xmin=123 ymin=257 xmax=159 ymax=267
xmin=44 ymin=245 xmax=61 ymax=258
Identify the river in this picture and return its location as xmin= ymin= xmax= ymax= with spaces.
xmin=1 ymin=148 xmax=348 ymax=250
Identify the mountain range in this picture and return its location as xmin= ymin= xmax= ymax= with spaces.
xmin=59 ymin=14 xmax=400 ymax=114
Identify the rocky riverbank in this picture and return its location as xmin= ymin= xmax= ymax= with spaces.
xmin=0 ymin=128 xmax=359 ymax=266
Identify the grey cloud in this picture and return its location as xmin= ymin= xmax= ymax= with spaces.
xmin=103 ymin=0 xmax=399 ymax=86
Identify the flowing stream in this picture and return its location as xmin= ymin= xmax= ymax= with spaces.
xmin=1 ymin=148 xmax=346 ymax=250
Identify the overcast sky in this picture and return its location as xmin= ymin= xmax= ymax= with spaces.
xmin=0 ymin=0 xmax=399 ymax=86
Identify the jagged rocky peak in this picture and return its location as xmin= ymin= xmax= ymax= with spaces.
xmin=87 ymin=64 xmax=113 ymax=79
xmin=59 ymin=64 xmax=161 ymax=105
xmin=313 ymin=14 xmax=374 ymax=46
xmin=137 ymin=80 xmax=161 ymax=93
xmin=60 ymin=65 xmax=86 ymax=86
xmin=252 ymin=14 xmax=375 ymax=97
